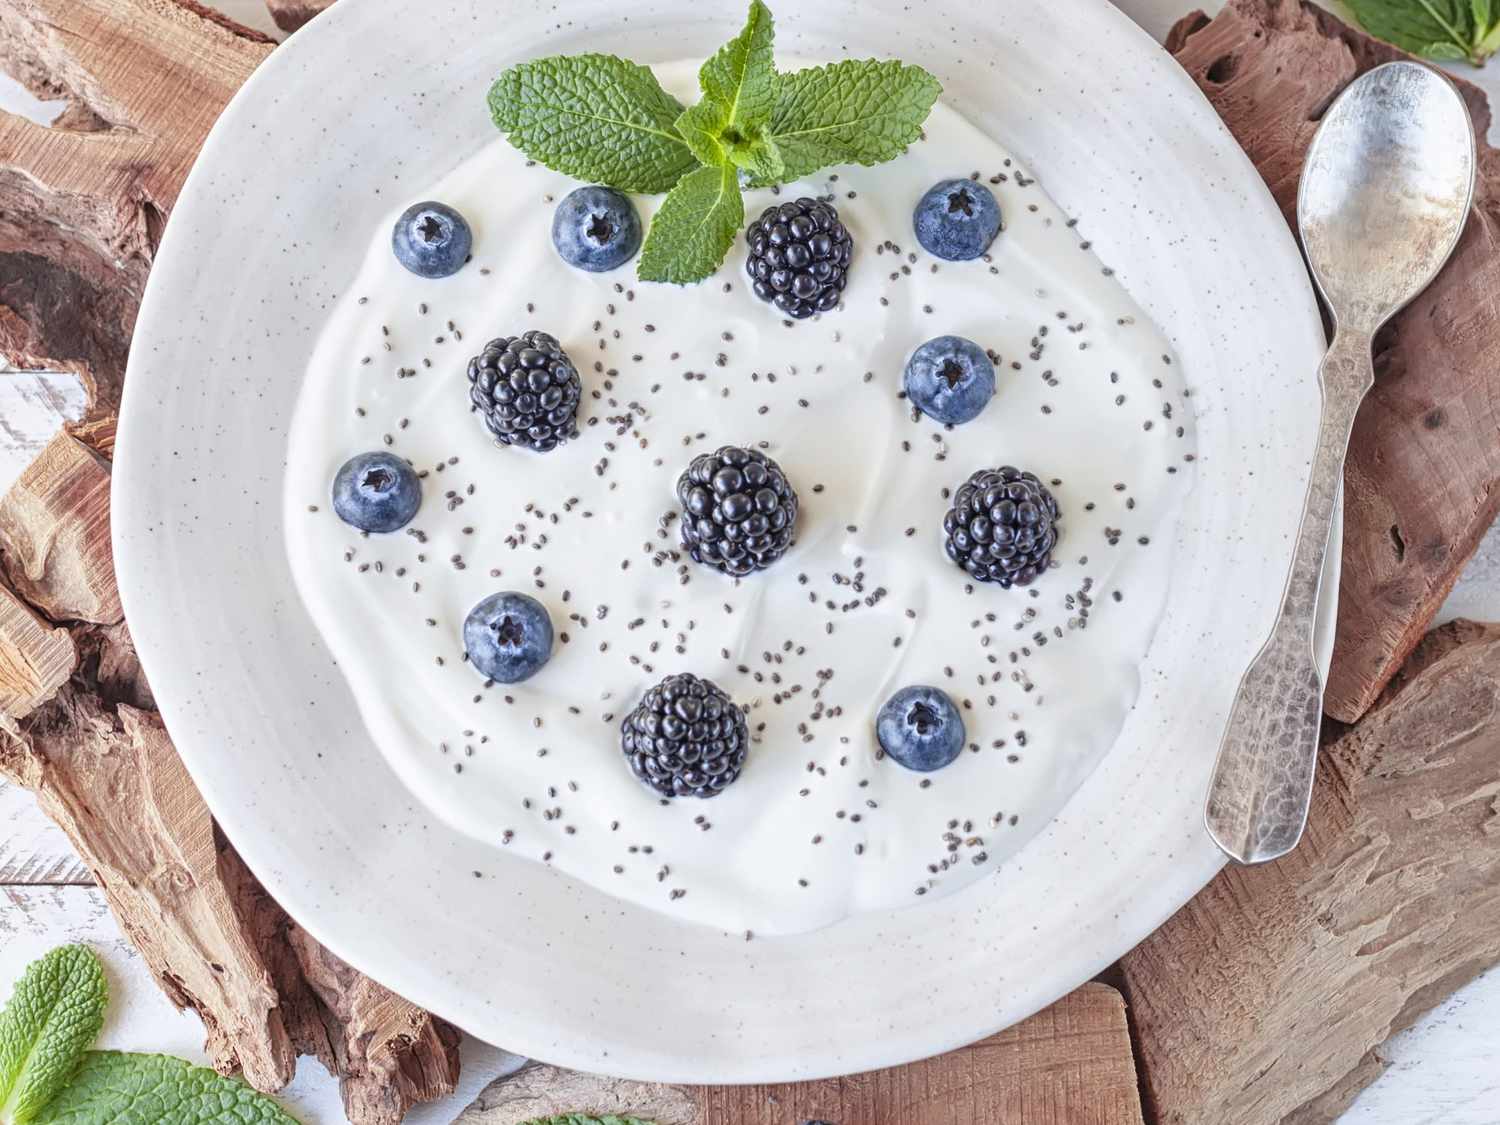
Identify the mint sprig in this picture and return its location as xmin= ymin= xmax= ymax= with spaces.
xmin=486 ymin=1 xmax=941 ymax=284
xmin=0 ymin=946 xmax=107 ymax=1125
xmin=1344 ymin=0 xmax=1500 ymax=65
xmin=1 ymin=947 xmax=299 ymax=1125
xmin=32 ymin=1053 xmax=298 ymax=1125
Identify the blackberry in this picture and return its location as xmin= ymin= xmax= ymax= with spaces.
xmin=620 ymin=673 xmax=749 ymax=799
xmin=744 ymin=198 xmax=853 ymax=319
xmin=677 ymin=445 xmax=798 ymax=577
xmin=942 ymin=466 xmax=1060 ymax=587
xmin=466 ymin=331 xmax=581 ymax=453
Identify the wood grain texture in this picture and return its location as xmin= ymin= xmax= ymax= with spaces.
xmin=264 ymin=0 xmax=334 ymax=32
xmin=0 ymin=577 xmax=73 ymax=718
xmin=1120 ymin=618 xmax=1500 ymax=1124
xmin=1168 ymin=0 xmax=1500 ymax=724
xmin=456 ymin=982 xmax=1143 ymax=1125
xmin=0 ymin=0 xmax=273 ymax=418
xmin=0 ymin=429 xmax=120 ymax=623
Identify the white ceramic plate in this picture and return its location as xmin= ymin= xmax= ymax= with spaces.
xmin=115 ymin=0 xmax=1330 ymax=1080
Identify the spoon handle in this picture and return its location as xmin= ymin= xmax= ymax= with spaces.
xmin=1204 ymin=328 xmax=1374 ymax=864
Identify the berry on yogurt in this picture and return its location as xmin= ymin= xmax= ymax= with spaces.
xmin=392 ymin=200 xmax=472 ymax=278
xmin=876 ymin=685 xmax=965 ymax=772
xmin=463 ymin=591 xmax=554 ymax=683
xmin=677 ymin=445 xmax=799 ymax=577
xmin=551 ymin=185 xmax=642 ymax=272
xmin=903 ymin=335 xmax=996 ymax=425
xmin=913 ymin=178 xmax=1001 ymax=261
xmin=331 ymin=451 xmax=421 ymax=533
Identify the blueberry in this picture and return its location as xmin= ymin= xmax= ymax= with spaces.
xmin=903 ymin=335 xmax=996 ymax=425
xmin=552 ymin=186 xmax=642 ymax=272
xmin=331 ymin=452 xmax=421 ymax=533
xmin=876 ymin=685 xmax=965 ymax=772
xmin=463 ymin=592 xmax=553 ymax=684
xmin=913 ymin=179 xmax=1001 ymax=261
xmin=392 ymin=201 xmax=472 ymax=278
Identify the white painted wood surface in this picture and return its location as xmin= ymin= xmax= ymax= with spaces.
xmin=0 ymin=1 xmax=1495 ymax=1121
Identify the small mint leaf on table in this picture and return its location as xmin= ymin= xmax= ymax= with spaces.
xmin=30 ymin=1053 xmax=298 ymax=1125
xmin=756 ymin=59 xmax=941 ymax=184
xmin=1343 ymin=0 xmax=1493 ymax=64
xmin=488 ymin=55 xmax=700 ymax=192
xmin=638 ymin=162 xmax=745 ymax=284
xmin=0 ymin=945 xmax=108 ymax=1125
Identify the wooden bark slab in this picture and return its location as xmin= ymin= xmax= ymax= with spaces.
xmin=0 ymin=426 xmax=461 ymax=1125
xmin=0 ymin=0 xmax=272 ymax=419
xmin=1167 ymin=0 xmax=1500 ymax=723
xmin=264 ymin=0 xmax=335 ymax=33
xmin=456 ymin=982 xmax=1144 ymax=1125
xmin=1119 ymin=618 xmax=1500 ymax=1124
xmin=0 ymin=430 xmax=120 ymax=624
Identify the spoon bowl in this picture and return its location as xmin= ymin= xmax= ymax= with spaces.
xmin=1299 ymin=61 xmax=1476 ymax=330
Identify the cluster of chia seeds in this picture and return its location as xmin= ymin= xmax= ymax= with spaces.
xmin=312 ymin=155 xmax=1196 ymax=914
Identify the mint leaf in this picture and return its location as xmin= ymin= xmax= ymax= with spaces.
xmin=675 ymin=1 xmax=777 ymax=176
xmin=758 ymin=60 xmax=941 ymax=184
xmin=675 ymin=101 xmax=732 ymax=169
xmin=1343 ymin=0 xmax=1493 ymax=63
xmin=637 ymin=162 xmax=744 ymax=284
xmin=0 ymin=946 xmax=108 ymax=1125
xmin=488 ymin=55 xmax=700 ymax=192
xmin=735 ymin=136 xmax=784 ymax=184
xmin=698 ymin=0 xmax=775 ymax=126
xmin=31 ymin=1053 xmax=297 ymax=1125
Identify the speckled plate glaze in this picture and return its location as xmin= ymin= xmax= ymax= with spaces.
xmin=114 ymin=0 xmax=1332 ymax=1080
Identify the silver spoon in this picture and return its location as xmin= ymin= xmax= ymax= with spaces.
xmin=1204 ymin=61 xmax=1476 ymax=865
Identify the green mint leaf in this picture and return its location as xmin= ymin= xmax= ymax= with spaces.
xmin=1475 ymin=0 xmax=1493 ymax=30
xmin=488 ymin=55 xmax=700 ymax=192
xmin=675 ymin=101 xmax=731 ymax=169
xmin=0 ymin=946 xmax=108 ymax=1125
xmin=31 ymin=1053 xmax=298 ymax=1125
xmin=734 ymin=135 xmax=784 ymax=184
xmin=698 ymin=0 xmax=776 ymax=136
xmin=675 ymin=2 xmax=777 ymax=177
xmin=637 ymin=162 xmax=744 ymax=284
xmin=757 ymin=60 xmax=941 ymax=184
xmin=1344 ymin=0 xmax=1487 ymax=63
xmin=518 ymin=1117 xmax=657 ymax=1125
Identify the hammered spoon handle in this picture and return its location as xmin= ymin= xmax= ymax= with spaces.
xmin=1204 ymin=329 xmax=1372 ymax=864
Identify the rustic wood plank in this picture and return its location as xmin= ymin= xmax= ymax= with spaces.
xmin=0 ymin=775 xmax=90 ymax=884
xmin=455 ymin=982 xmax=1144 ymax=1125
xmin=1119 ymin=619 xmax=1500 ymax=1124
xmin=0 ymin=0 xmax=273 ymax=419
xmin=1167 ymin=0 xmax=1500 ymax=723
